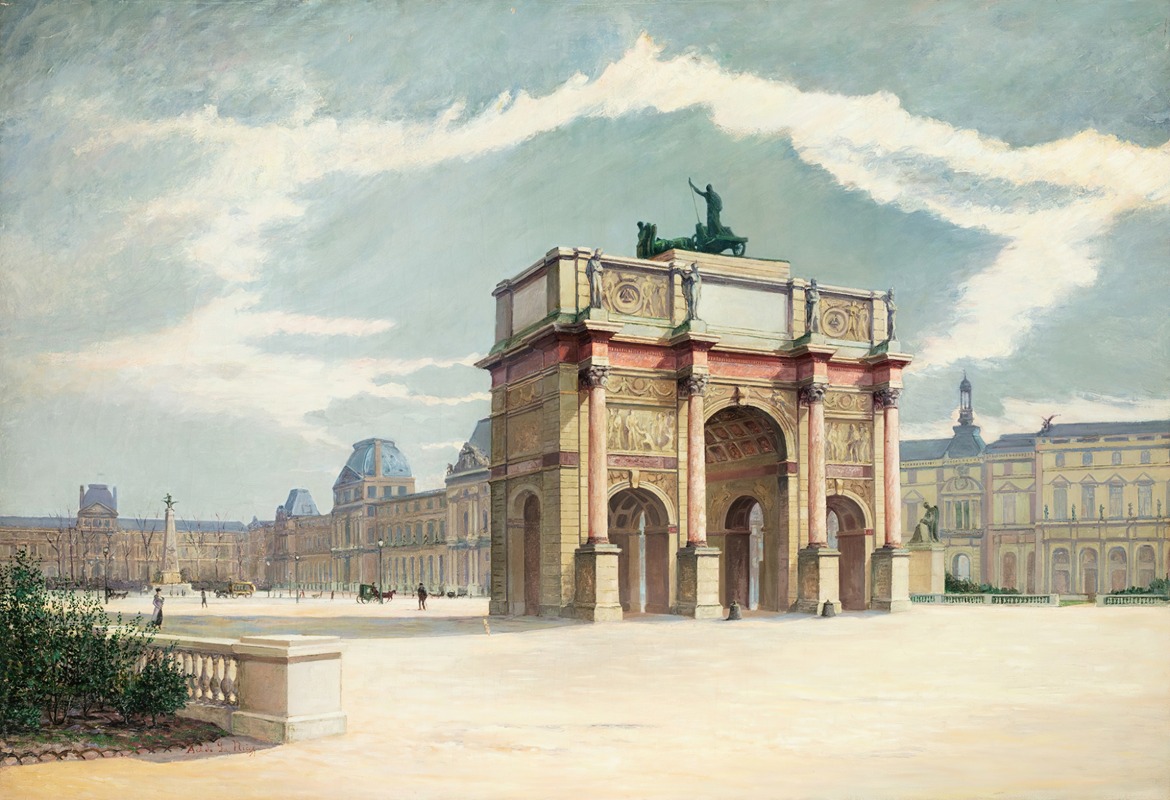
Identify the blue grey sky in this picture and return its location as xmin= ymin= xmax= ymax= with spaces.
xmin=2 ymin=1 xmax=1168 ymax=520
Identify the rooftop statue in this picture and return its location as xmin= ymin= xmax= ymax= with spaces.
xmin=163 ymin=493 xmax=177 ymax=510
xmin=635 ymin=180 xmax=749 ymax=258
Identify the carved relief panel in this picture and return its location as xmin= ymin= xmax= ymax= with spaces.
xmin=506 ymin=378 xmax=542 ymax=411
xmin=607 ymin=406 xmax=676 ymax=453
xmin=506 ymin=410 xmax=542 ymax=458
xmin=820 ymin=297 xmax=872 ymax=342
xmin=602 ymin=269 xmax=671 ymax=319
xmin=826 ymin=420 xmax=873 ymax=464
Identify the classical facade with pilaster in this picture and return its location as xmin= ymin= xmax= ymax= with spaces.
xmin=478 ymin=246 xmax=913 ymax=620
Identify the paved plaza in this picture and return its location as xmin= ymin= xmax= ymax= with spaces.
xmin=2 ymin=596 xmax=1167 ymax=799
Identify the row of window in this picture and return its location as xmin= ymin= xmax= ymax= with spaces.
xmin=1050 ymin=483 xmax=1157 ymax=520
xmin=1054 ymin=450 xmax=1154 ymax=467
xmin=335 ymin=484 xmax=412 ymax=505
xmin=951 ymin=544 xmax=1162 ymax=592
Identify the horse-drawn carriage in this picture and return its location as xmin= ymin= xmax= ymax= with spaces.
xmin=357 ymin=584 xmax=395 ymax=604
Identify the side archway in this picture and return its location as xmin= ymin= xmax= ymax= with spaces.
xmin=608 ymin=488 xmax=671 ymax=613
xmin=506 ymin=488 xmax=542 ymax=616
xmin=826 ymin=494 xmax=868 ymax=610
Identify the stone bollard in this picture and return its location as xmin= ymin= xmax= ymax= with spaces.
xmin=727 ymin=600 xmax=742 ymax=621
xmin=821 ymin=600 xmax=837 ymax=618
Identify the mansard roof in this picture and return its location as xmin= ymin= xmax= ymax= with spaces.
xmin=282 ymin=488 xmax=320 ymax=517
xmin=901 ymin=439 xmax=951 ymax=462
xmin=1041 ymin=420 xmax=1169 ymax=439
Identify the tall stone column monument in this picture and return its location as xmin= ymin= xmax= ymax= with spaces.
xmin=158 ymin=493 xmax=184 ymax=586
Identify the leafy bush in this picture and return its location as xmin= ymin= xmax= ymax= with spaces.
xmin=0 ymin=548 xmax=172 ymax=733
xmin=944 ymin=572 xmax=1020 ymax=595
xmin=118 ymin=648 xmax=189 ymax=726
xmin=1110 ymin=575 xmax=1170 ymax=597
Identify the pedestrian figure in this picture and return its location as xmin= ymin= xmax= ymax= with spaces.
xmin=201 ymin=588 xmax=208 ymax=608
xmin=417 ymin=582 xmax=428 ymax=611
xmin=330 ymin=590 xmax=335 ymax=601
xmin=151 ymin=588 xmax=165 ymax=629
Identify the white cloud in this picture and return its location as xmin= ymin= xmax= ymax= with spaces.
xmin=24 ymin=291 xmax=483 ymax=445
xmin=74 ymin=34 xmax=1170 ymax=371
xmin=34 ymin=34 xmax=1167 ymax=443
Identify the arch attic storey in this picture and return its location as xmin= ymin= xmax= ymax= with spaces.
xmin=477 ymin=246 xmax=912 ymax=620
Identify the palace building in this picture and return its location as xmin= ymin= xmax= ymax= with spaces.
xmin=900 ymin=376 xmax=1170 ymax=595
xmin=477 ymin=246 xmax=913 ymax=620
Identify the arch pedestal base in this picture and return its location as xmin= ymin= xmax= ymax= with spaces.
xmin=796 ymin=546 xmax=840 ymax=614
xmin=676 ymin=545 xmax=723 ymax=619
xmin=574 ymin=543 xmax=623 ymax=622
xmin=907 ymin=543 xmax=945 ymax=595
xmin=871 ymin=546 xmax=911 ymax=612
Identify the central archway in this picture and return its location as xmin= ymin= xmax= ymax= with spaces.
xmin=704 ymin=405 xmax=791 ymax=611
xmin=608 ymin=488 xmax=671 ymax=613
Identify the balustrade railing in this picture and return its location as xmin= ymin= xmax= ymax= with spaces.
xmin=1097 ymin=594 xmax=1170 ymax=606
xmin=911 ymin=593 xmax=1059 ymax=606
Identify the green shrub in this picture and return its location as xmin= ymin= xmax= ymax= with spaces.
xmin=1110 ymin=575 xmax=1170 ymax=597
xmin=0 ymin=548 xmax=163 ymax=733
xmin=944 ymin=572 xmax=1020 ymax=595
xmin=118 ymin=648 xmax=189 ymax=726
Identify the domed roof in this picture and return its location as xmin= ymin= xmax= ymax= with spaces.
xmin=342 ymin=439 xmax=412 ymax=479
xmin=959 ymin=371 xmax=972 ymax=392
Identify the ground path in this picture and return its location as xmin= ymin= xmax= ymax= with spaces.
xmin=2 ymin=596 xmax=1167 ymax=799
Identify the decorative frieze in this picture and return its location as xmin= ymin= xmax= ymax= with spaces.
xmin=506 ymin=411 xmax=541 ymax=457
xmin=608 ymin=374 xmax=677 ymax=402
xmin=824 ymin=391 xmax=872 ymax=416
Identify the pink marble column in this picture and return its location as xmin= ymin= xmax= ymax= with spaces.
xmin=581 ymin=365 xmax=611 ymax=544
xmin=876 ymin=388 xmax=903 ymax=547
xmin=801 ymin=383 xmax=828 ymax=547
xmin=680 ymin=374 xmax=710 ymax=545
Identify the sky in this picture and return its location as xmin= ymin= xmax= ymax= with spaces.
xmin=1 ymin=0 xmax=1168 ymax=521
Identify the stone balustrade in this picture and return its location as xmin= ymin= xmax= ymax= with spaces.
xmin=1096 ymin=594 xmax=1170 ymax=606
xmin=143 ymin=633 xmax=346 ymax=743
xmin=911 ymin=593 xmax=1059 ymax=606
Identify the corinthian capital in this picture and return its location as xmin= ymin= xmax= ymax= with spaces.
xmin=799 ymin=383 xmax=827 ymax=405
xmin=678 ymin=374 xmax=709 ymax=398
xmin=873 ymin=387 xmax=902 ymax=408
xmin=579 ymin=365 xmax=611 ymax=390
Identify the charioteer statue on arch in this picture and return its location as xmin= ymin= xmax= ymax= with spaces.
xmin=636 ymin=178 xmax=749 ymax=258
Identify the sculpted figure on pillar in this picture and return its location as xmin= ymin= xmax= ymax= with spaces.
xmin=805 ymin=279 xmax=821 ymax=335
xmin=884 ymin=288 xmax=897 ymax=341
xmin=799 ymin=383 xmax=827 ymax=405
xmin=873 ymin=387 xmax=901 ymax=408
xmin=585 ymin=249 xmax=605 ymax=309
xmin=678 ymin=373 xmax=709 ymax=398
xmin=580 ymin=364 xmax=610 ymax=390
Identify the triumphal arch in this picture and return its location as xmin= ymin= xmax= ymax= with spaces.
xmin=477 ymin=245 xmax=912 ymax=620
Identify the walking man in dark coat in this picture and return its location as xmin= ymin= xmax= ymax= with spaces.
xmin=417 ymin=582 xmax=428 ymax=611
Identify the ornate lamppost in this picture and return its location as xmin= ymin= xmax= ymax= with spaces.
xmin=377 ymin=538 xmax=385 ymax=603
xmin=265 ymin=560 xmax=271 ymax=597
xmin=102 ymin=546 xmax=110 ymax=604
xmin=294 ymin=555 xmax=301 ymax=604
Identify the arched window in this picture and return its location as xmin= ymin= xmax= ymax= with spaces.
xmin=1108 ymin=547 xmax=1127 ymax=592
xmin=952 ymin=553 xmax=972 ymax=581
xmin=1111 ymin=451 xmax=1122 ymax=466
xmin=1137 ymin=545 xmax=1156 ymax=588
xmin=1001 ymin=552 xmax=1017 ymax=590
xmin=1052 ymin=549 xmax=1071 ymax=595
xmin=1080 ymin=549 xmax=1099 ymax=594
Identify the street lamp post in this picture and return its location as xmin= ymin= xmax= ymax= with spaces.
xmin=102 ymin=546 xmax=110 ymax=604
xmin=294 ymin=555 xmax=301 ymax=604
xmin=377 ymin=539 xmax=384 ymax=603
xmin=265 ymin=560 xmax=271 ymax=597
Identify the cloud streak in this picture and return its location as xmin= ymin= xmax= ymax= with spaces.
xmin=34 ymin=33 xmax=1169 ymax=443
